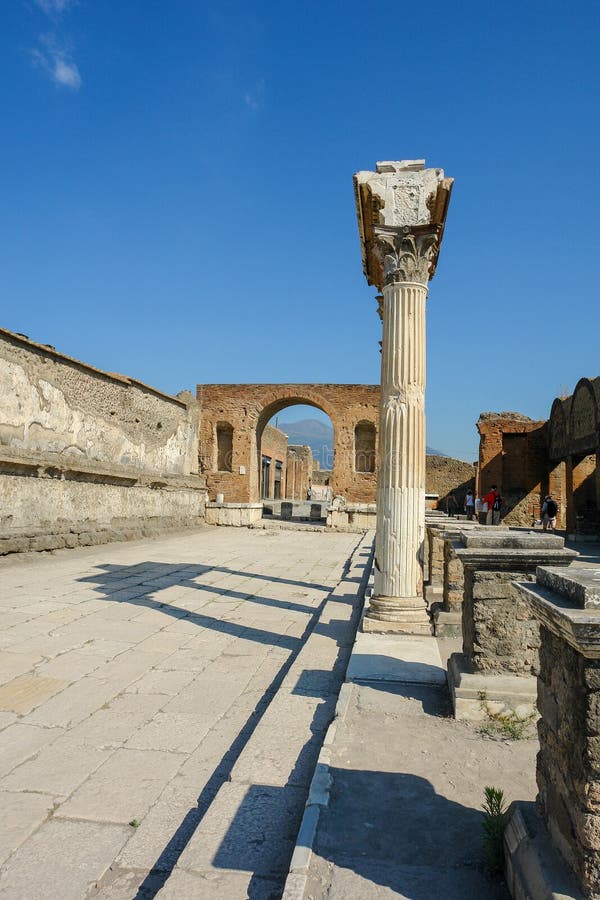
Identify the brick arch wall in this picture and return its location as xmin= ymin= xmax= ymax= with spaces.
xmin=569 ymin=378 xmax=599 ymax=455
xmin=197 ymin=383 xmax=379 ymax=502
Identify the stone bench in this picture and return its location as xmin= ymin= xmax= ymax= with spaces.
xmin=505 ymin=567 xmax=600 ymax=900
xmin=447 ymin=532 xmax=578 ymax=721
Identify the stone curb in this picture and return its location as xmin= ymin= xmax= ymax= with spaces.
xmin=281 ymin=533 xmax=374 ymax=900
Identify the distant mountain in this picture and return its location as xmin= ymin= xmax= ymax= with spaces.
xmin=276 ymin=418 xmax=446 ymax=467
xmin=278 ymin=419 xmax=334 ymax=468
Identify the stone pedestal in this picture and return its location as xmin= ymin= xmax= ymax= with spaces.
xmin=512 ymin=567 xmax=600 ymax=898
xmin=205 ymin=502 xmax=263 ymax=527
xmin=447 ymin=532 xmax=578 ymax=720
xmin=354 ymin=161 xmax=453 ymax=634
xmin=424 ymin=522 xmax=493 ymax=636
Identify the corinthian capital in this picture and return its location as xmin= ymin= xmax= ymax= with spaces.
xmin=373 ymin=224 xmax=441 ymax=287
xmin=354 ymin=160 xmax=453 ymax=292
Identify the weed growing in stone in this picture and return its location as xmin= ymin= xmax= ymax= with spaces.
xmin=128 ymin=819 xmax=140 ymax=828
xmin=478 ymin=691 xmax=535 ymax=740
xmin=482 ymin=786 xmax=508 ymax=874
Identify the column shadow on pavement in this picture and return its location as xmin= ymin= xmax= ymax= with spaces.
xmin=85 ymin=554 xmax=367 ymax=899
xmin=311 ymin=766 xmax=507 ymax=899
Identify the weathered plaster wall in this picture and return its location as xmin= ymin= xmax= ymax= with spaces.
xmin=0 ymin=329 xmax=199 ymax=476
xmin=0 ymin=329 xmax=206 ymax=553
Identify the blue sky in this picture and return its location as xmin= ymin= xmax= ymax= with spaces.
xmin=2 ymin=0 xmax=599 ymax=461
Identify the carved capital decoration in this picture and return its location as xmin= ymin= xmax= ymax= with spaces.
xmin=373 ymin=224 xmax=441 ymax=287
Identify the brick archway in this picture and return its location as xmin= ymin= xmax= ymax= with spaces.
xmin=197 ymin=384 xmax=379 ymax=503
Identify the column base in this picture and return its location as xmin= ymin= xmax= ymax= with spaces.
xmin=362 ymin=595 xmax=432 ymax=635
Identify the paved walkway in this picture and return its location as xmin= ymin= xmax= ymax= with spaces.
xmin=0 ymin=526 xmax=368 ymax=899
xmin=301 ymin=676 xmax=537 ymax=899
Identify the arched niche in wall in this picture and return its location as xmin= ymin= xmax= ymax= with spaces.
xmin=548 ymin=398 xmax=569 ymax=461
xmin=354 ymin=420 xmax=376 ymax=473
xmin=216 ymin=421 xmax=234 ymax=472
xmin=570 ymin=379 xmax=598 ymax=455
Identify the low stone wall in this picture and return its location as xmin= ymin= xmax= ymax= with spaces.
xmin=0 ymin=464 xmax=206 ymax=554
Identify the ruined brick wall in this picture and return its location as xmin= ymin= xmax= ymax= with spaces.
xmin=476 ymin=412 xmax=548 ymax=526
xmin=311 ymin=467 xmax=332 ymax=486
xmin=0 ymin=329 xmax=206 ymax=554
xmin=548 ymin=380 xmax=600 ymax=532
xmin=286 ymin=445 xmax=312 ymax=500
xmin=261 ymin=424 xmax=287 ymax=498
xmin=425 ymin=456 xmax=476 ymax=509
xmin=198 ymin=384 xmax=379 ymax=503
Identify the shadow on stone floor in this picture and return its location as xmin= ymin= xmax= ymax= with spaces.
xmin=352 ymin=678 xmax=453 ymax=718
xmin=128 ymin=561 xmax=368 ymax=898
xmin=79 ymin=561 xmax=333 ymax=593
xmin=78 ymin=561 xmax=329 ymax=617
xmin=310 ymin=767 xmax=508 ymax=899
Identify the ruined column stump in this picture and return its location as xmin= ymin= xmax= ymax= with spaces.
xmin=447 ymin=532 xmax=577 ymax=721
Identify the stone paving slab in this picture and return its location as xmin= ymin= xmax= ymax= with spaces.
xmin=0 ymin=722 xmax=63 ymax=777
xmin=0 ymin=792 xmax=53 ymax=866
xmin=0 ymin=819 xmax=130 ymax=900
xmin=164 ymin=531 xmax=374 ymax=898
xmin=347 ymin=633 xmax=446 ymax=684
xmin=0 ymin=673 xmax=67 ymax=714
xmin=57 ymin=747 xmax=186 ymax=823
xmin=2 ymin=732 xmax=112 ymax=798
xmin=0 ymin=526 xmax=364 ymax=897
xmin=176 ymin=781 xmax=307 ymax=877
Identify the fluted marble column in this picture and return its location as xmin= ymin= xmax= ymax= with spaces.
xmin=363 ymin=225 xmax=439 ymax=633
xmin=354 ymin=160 xmax=453 ymax=633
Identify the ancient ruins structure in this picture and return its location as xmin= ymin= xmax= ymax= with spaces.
xmin=354 ymin=160 xmax=453 ymax=632
xmin=477 ymin=377 xmax=600 ymax=534
xmin=549 ymin=378 xmax=600 ymax=533
xmin=0 ymin=329 xmax=206 ymax=553
xmin=197 ymin=383 xmax=379 ymax=504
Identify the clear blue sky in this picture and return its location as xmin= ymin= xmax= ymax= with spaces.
xmin=2 ymin=0 xmax=599 ymax=462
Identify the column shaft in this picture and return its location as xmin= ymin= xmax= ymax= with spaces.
xmin=365 ymin=280 xmax=431 ymax=633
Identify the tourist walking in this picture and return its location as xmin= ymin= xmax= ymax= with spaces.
xmin=446 ymin=492 xmax=458 ymax=516
xmin=541 ymin=494 xmax=558 ymax=531
xmin=464 ymin=489 xmax=475 ymax=520
xmin=483 ymin=485 xmax=500 ymax=525
xmin=491 ymin=489 xmax=503 ymax=525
